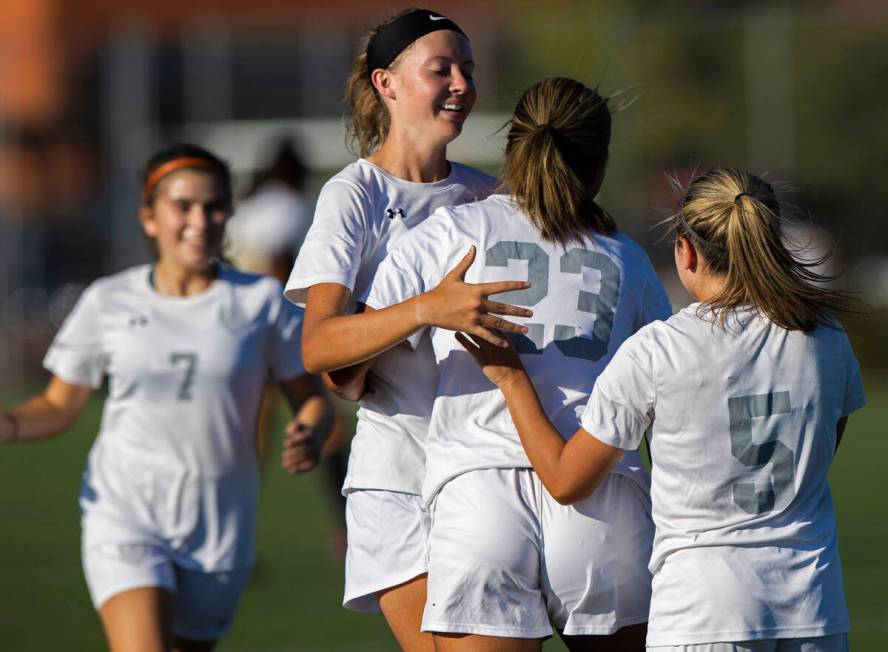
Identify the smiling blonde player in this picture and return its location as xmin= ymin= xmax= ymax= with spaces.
xmin=0 ymin=144 xmax=332 ymax=652
xmin=283 ymin=9 xmax=530 ymax=650
xmin=461 ymin=168 xmax=864 ymax=652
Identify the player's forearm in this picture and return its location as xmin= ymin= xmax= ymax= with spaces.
xmin=499 ymin=373 xmax=576 ymax=502
xmin=302 ymin=298 xmax=422 ymax=373
xmin=1 ymin=395 xmax=79 ymax=444
xmin=323 ymin=357 xmax=375 ymax=402
xmin=295 ymin=393 xmax=335 ymax=440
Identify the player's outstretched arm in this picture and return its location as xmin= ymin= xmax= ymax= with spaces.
xmin=456 ymin=333 xmax=623 ymax=505
xmin=1 ymin=376 xmax=92 ymax=445
xmin=301 ymin=247 xmax=532 ymax=374
xmin=279 ymin=375 xmax=335 ymax=474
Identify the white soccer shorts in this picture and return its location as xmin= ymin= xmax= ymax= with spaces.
xmin=82 ymin=515 xmax=251 ymax=641
xmin=648 ymin=634 xmax=848 ymax=652
xmin=422 ymin=468 xmax=654 ymax=638
xmin=343 ymin=489 xmax=431 ymax=612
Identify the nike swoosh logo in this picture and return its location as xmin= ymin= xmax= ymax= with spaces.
xmin=429 ymin=15 xmax=447 ymax=21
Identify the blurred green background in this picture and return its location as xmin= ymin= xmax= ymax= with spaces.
xmin=1 ymin=0 xmax=886 ymax=649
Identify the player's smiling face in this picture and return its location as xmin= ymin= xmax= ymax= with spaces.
xmin=141 ymin=169 xmax=229 ymax=273
xmin=386 ymin=30 xmax=476 ymax=146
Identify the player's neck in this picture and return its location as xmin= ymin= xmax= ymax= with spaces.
xmin=151 ymin=261 xmax=217 ymax=297
xmin=368 ymin=134 xmax=449 ymax=183
xmin=689 ymin=273 xmax=728 ymax=303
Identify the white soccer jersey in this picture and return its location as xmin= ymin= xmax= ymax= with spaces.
xmin=580 ymin=304 xmax=866 ymax=645
xmin=365 ymin=194 xmax=671 ymax=504
xmin=44 ymin=265 xmax=304 ymax=571
xmin=284 ymin=158 xmax=497 ymax=495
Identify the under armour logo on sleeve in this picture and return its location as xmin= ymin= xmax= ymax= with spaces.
xmin=386 ymin=208 xmax=406 ymax=220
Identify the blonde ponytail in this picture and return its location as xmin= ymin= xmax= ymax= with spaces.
xmin=671 ymin=168 xmax=856 ymax=331
xmin=502 ymin=77 xmax=615 ymax=244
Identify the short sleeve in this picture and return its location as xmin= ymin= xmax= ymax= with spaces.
xmin=269 ymin=292 xmax=305 ymax=381
xmin=580 ymin=327 xmax=657 ymax=450
xmin=363 ymin=209 xmax=458 ymax=349
xmin=43 ymin=284 xmax=107 ymax=388
xmin=284 ymin=179 xmax=370 ymax=306
xmin=842 ymin=335 xmax=866 ymax=417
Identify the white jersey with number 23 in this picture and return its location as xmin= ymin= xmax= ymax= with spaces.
xmin=365 ymin=193 xmax=672 ymax=504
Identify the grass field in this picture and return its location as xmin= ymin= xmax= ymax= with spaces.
xmin=1 ymin=377 xmax=886 ymax=651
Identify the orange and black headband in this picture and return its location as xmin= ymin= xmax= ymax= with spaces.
xmin=142 ymin=157 xmax=218 ymax=201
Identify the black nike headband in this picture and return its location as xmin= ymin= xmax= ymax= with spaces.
xmin=366 ymin=9 xmax=467 ymax=78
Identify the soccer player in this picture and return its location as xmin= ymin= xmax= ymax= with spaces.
xmin=365 ymin=77 xmax=671 ymax=651
xmin=461 ymin=168 xmax=864 ymax=652
xmin=283 ymin=8 xmax=529 ymax=650
xmin=0 ymin=143 xmax=333 ymax=652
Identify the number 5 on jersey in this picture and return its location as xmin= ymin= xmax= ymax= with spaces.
xmin=485 ymin=241 xmax=620 ymax=361
xmin=728 ymin=391 xmax=795 ymax=514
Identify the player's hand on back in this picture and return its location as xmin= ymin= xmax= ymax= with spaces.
xmin=456 ymin=331 xmax=526 ymax=389
xmin=416 ymin=246 xmax=533 ymax=347
xmin=281 ymin=419 xmax=322 ymax=474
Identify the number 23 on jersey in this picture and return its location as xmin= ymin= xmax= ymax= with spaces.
xmin=485 ymin=240 xmax=621 ymax=362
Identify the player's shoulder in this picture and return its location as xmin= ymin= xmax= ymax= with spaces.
xmin=217 ymin=265 xmax=283 ymax=299
xmin=447 ymin=161 xmax=499 ymax=195
xmin=625 ymin=303 xmax=698 ymax=348
xmin=418 ymin=194 xmax=513 ymax=247
xmin=592 ymin=231 xmax=654 ymax=269
xmin=86 ymin=264 xmax=151 ymax=298
xmin=444 ymin=192 xmax=511 ymax=220
xmin=317 ymin=161 xmax=375 ymax=203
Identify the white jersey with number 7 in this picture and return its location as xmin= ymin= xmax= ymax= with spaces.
xmin=43 ymin=265 xmax=304 ymax=571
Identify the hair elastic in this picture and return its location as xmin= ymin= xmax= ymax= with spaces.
xmin=143 ymin=157 xmax=218 ymax=201
xmin=734 ymin=192 xmax=753 ymax=203
xmin=366 ymin=9 xmax=466 ymax=78
xmin=676 ymin=211 xmax=718 ymax=249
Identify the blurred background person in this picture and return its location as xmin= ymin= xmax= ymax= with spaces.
xmin=226 ymin=135 xmax=351 ymax=562
xmin=225 ymin=136 xmax=311 ymax=281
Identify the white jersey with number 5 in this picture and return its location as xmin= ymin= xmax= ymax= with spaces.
xmin=44 ymin=265 xmax=304 ymax=571
xmin=284 ymin=159 xmax=497 ymax=495
xmin=580 ymin=304 xmax=866 ymax=645
xmin=365 ymin=193 xmax=671 ymax=503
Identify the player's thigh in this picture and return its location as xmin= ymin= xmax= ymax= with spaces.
xmin=434 ymin=632 xmax=543 ymax=652
xmin=424 ymin=469 xmax=551 ymax=639
xmin=170 ymin=566 xmax=252 ymax=644
xmin=541 ymin=473 xmax=653 ymax=637
xmin=83 ymin=530 xmax=177 ymax=651
xmin=344 ymin=489 xmax=430 ymax=612
xmin=377 ymin=575 xmax=435 ymax=652
xmin=98 ymin=586 xmax=172 ymax=652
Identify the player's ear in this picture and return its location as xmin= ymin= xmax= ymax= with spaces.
xmin=371 ymin=68 xmax=396 ymax=100
xmin=139 ymin=204 xmax=158 ymax=238
xmin=676 ymin=235 xmax=698 ymax=272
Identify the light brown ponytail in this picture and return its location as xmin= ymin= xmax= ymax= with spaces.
xmin=344 ymin=9 xmax=417 ymax=157
xmin=671 ymin=167 xmax=856 ymax=331
xmin=502 ymin=77 xmax=616 ymax=244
